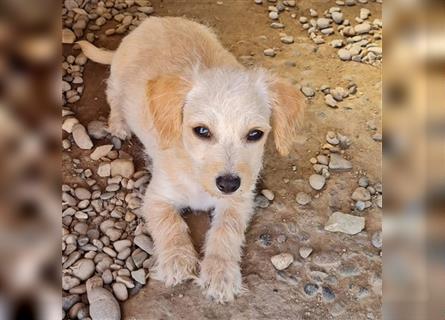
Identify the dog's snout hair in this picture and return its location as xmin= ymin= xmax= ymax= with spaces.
xmin=79 ymin=16 xmax=305 ymax=303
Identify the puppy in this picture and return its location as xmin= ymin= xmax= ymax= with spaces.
xmin=78 ymin=16 xmax=304 ymax=303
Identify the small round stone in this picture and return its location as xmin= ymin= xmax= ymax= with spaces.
xmin=296 ymin=192 xmax=311 ymax=205
xmin=304 ymin=283 xmax=319 ymax=296
xmin=309 ymin=174 xmax=326 ymax=191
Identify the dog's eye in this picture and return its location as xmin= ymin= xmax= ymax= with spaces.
xmin=246 ymin=129 xmax=264 ymax=142
xmin=193 ymin=126 xmax=211 ymax=139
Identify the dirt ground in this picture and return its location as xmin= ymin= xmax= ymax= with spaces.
xmin=66 ymin=0 xmax=382 ymax=319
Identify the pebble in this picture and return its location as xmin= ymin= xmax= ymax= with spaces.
xmin=75 ymin=187 xmax=91 ymax=200
xmin=263 ymin=48 xmax=276 ymax=57
xmin=360 ymin=8 xmax=371 ymax=20
xmin=261 ymin=189 xmax=275 ymax=201
xmin=304 ymin=283 xmax=319 ymax=296
xmin=296 ymin=192 xmax=311 ymax=205
xmin=331 ymin=11 xmax=344 ymax=24
xmin=324 ymin=212 xmax=365 ymax=235
xmin=255 ymin=194 xmax=270 ymax=208
xmin=259 ymin=233 xmax=272 ymax=247
xmin=301 ymin=86 xmax=315 ymax=97
xmin=354 ymin=22 xmax=371 ymax=34
xmin=113 ymin=239 xmax=132 ymax=252
xmin=87 ymin=287 xmax=120 ymax=320
xmin=376 ymin=195 xmax=382 ymax=208
xmin=325 ymin=94 xmax=338 ymax=107
xmin=112 ymin=283 xmax=128 ymax=301
xmin=326 ymin=131 xmax=339 ymax=145
xmin=62 ymin=28 xmax=76 ymax=43
xmin=322 ymin=286 xmax=336 ymax=301
xmin=116 ymin=275 xmax=135 ymax=288
xmin=71 ymin=258 xmax=95 ymax=281
xmin=110 ymin=159 xmax=134 ymax=178
xmin=299 ymin=247 xmax=313 ymax=258
xmin=271 ymin=253 xmax=294 ymax=270
xmin=72 ymin=124 xmax=94 ymax=150
xmin=269 ymin=11 xmax=279 ymax=20
xmin=90 ymin=145 xmax=113 ymax=160
xmin=280 ymin=35 xmax=294 ymax=44
xmin=338 ymin=48 xmax=352 ymax=61
xmin=63 ymin=276 xmax=81 ymax=291
xmin=358 ymin=176 xmax=369 ymax=187
xmin=329 ymin=154 xmax=352 ymax=171
xmin=316 ymin=18 xmax=330 ymax=29
xmin=331 ymin=39 xmax=344 ymax=48
xmin=62 ymin=117 xmax=79 ymax=133
xmin=371 ymin=231 xmax=382 ymax=248
xmin=98 ymin=162 xmax=111 ymax=177
xmin=372 ymin=133 xmax=382 ymax=141
xmin=134 ymin=234 xmax=154 ymax=255
xmin=309 ymin=174 xmax=326 ymax=191
xmin=351 ymin=187 xmax=371 ymax=201
xmin=131 ymin=269 xmax=146 ymax=284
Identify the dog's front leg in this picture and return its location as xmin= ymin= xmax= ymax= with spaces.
xmin=144 ymin=196 xmax=199 ymax=286
xmin=199 ymin=200 xmax=252 ymax=303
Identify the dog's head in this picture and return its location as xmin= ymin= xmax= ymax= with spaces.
xmin=147 ymin=68 xmax=304 ymax=197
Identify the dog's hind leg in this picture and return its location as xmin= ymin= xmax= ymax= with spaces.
xmin=106 ymin=78 xmax=131 ymax=140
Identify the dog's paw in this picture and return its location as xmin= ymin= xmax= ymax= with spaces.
xmin=108 ymin=120 xmax=131 ymax=140
xmin=151 ymin=248 xmax=199 ymax=287
xmin=198 ymin=255 xmax=244 ymax=303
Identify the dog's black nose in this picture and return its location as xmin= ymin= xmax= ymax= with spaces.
xmin=216 ymin=175 xmax=241 ymax=194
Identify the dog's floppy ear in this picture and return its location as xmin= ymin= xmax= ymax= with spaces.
xmin=147 ymin=75 xmax=190 ymax=149
xmin=270 ymin=80 xmax=305 ymax=156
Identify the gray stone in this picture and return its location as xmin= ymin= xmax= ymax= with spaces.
xmin=351 ymin=187 xmax=371 ymax=201
xmin=296 ymin=192 xmax=311 ymax=205
xmin=87 ymin=287 xmax=120 ymax=320
xmin=329 ymin=154 xmax=352 ymax=171
xmin=309 ymin=174 xmax=326 ymax=191
xmin=301 ymin=86 xmax=315 ymax=97
xmin=280 ymin=35 xmax=294 ymax=44
xmin=371 ymin=231 xmax=382 ymax=248
xmin=354 ymin=22 xmax=371 ymax=34
xmin=317 ymin=18 xmax=331 ymax=29
xmin=299 ymin=246 xmax=313 ymax=258
xmin=75 ymin=187 xmax=91 ymax=200
xmin=112 ymin=282 xmax=128 ymax=301
xmin=324 ymin=212 xmax=365 ymax=235
xmin=358 ymin=176 xmax=369 ymax=187
xmin=338 ymin=48 xmax=352 ymax=61
xmin=332 ymin=11 xmax=344 ymax=24
xmin=134 ymin=234 xmax=154 ymax=255
xmin=131 ymin=269 xmax=146 ymax=285
xmin=113 ymin=239 xmax=132 ymax=252
xmin=63 ymin=275 xmax=81 ymax=291
xmin=71 ymin=258 xmax=95 ymax=281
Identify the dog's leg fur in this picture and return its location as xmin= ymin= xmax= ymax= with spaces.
xmin=106 ymin=77 xmax=131 ymax=139
xmin=143 ymin=194 xmax=199 ymax=286
xmin=199 ymin=199 xmax=252 ymax=303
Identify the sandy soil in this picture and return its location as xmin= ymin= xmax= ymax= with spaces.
xmin=67 ymin=0 xmax=382 ymax=319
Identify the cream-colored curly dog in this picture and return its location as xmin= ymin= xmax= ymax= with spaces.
xmin=78 ymin=16 xmax=304 ymax=303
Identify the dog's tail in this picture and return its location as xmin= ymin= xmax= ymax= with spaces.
xmin=76 ymin=41 xmax=114 ymax=65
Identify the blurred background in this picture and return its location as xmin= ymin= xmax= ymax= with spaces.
xmin=0 ymin=0 xmax=443 ymax=319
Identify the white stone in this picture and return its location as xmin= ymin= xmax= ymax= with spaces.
xmin=271 ymin=253 xmax=294 ymax=270
xmin=325 ymin=212 xmax=365 ymax=235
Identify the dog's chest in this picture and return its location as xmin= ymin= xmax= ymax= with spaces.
xmin=181 ymin=182 xmax=216 ymax=212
